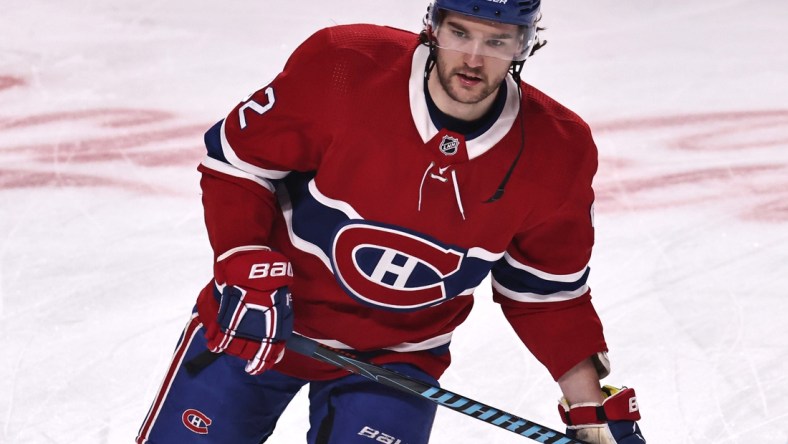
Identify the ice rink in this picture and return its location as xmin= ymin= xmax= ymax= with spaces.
xmin=2 ymin=1 xmax=787 ymax=442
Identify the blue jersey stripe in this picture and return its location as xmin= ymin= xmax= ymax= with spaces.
xmin=491 ymin=260 xmax=590 ymax=296
xmin=204 ymin=120 xmax=228 ymax=163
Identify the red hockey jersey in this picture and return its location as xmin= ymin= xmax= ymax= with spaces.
xmin=197 ymin=24 xmax=607 ymax=381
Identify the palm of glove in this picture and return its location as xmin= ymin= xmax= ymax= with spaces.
xmin=568 ymin=422 xmax=645 ymax=444
xmin=198 ymin=246 xmax=294 ymax=375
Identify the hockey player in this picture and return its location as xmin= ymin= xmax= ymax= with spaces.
xmin=137 ymin=1 xmax=646 ymax=443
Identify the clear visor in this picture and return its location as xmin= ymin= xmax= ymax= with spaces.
xmin=432 ymin=12 xmax=537 ymax=62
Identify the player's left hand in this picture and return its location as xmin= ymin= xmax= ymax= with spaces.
xmin=558 ymin=386 xmax=646 ymax=443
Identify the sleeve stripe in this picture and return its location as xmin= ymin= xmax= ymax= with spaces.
xmin=492 ymin=279 xmax=589 ymax=303
xmin=200 ymin=156 xmax=276 ymax=193
xmin=503 ymin=252 xmax=589 ymax=283
xmin=219 ymin=119 xmax=290 ymax=180
xmin=492 ymin=254 xmax=590 ymax=299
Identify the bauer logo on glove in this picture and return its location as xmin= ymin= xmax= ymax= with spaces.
xmin=248 ymin=261 xmax=292 ymax=279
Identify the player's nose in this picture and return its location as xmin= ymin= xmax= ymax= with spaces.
xmin=463 ymin=45 xmax=484 ymax=68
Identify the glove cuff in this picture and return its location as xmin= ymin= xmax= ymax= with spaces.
xmin=558 ymin=386 xmax=641 ymax=426
xmin=216 ymin=245 xmax=271 ymax=262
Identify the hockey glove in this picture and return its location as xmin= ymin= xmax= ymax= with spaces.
xmin=558 ymin=386 xmax=646 ymax=444
xmin=199 ymin=246 xmax=294 ymax=375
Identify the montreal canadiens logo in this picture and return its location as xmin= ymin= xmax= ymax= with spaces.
xmin=182 ymin=409 xmax=212 ymax=434
xmin=439 ymin=135 xmax=460 ymax=156
xmin=332 ymin=222 xmax=465 ymax=311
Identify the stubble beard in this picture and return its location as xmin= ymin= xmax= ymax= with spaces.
xmin=435 ymin=58 xmax=507 ymax=105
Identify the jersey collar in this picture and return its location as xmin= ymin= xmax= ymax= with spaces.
xmin=409 ymin=44 xmax=521 ymax=161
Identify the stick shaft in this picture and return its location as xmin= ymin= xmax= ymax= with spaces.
xmin=286 ymin=335 xmax=587 ymax=444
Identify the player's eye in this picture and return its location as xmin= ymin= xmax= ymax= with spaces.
xmin=451 ymin=29 xmax=467 ymax=39
xmin=487 ymin=39 xmax=505 ymax=47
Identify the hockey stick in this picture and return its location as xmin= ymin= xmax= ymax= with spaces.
xmin=184 ymin=336 xmax=586 ymax=443
xmin=285 ymin=335 xmax=587 ymax=444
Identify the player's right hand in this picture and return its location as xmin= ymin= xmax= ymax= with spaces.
xmin=197 ymin=246 xmax=294 ymax=375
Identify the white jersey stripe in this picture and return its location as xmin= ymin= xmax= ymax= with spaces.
xmin=492 ymin=278 xmax=589 ymax=303
xmin=295 ymin=330 xmax=454 ymax=354
xmin=219 ymin=119 xmax=290 ymax=180
xmin=201 ymin=156 xmax=276 ymax=193
xmin=503 ymin=252 xmax=589 ymax=283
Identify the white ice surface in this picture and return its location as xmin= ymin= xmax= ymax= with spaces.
xmin=1 ymin=1 xmax=787 ymax=443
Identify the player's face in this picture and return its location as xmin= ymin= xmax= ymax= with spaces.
xmin=432 ymin=12 xmax=518 ymax=105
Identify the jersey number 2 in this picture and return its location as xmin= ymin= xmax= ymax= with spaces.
xmin=238 ymin=87 xmax=275 ymax=130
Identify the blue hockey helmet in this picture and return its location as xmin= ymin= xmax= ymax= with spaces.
xmin=431 ymin=0 xmax=540 ymax=27
xmin=425 ymin=0 xmax=541 ymax=62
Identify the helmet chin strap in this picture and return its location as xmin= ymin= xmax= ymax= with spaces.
xmin=424 ymin=42 xmax=438 ymax=81
xmin=509 ymin=60 xmax=525 ymax=85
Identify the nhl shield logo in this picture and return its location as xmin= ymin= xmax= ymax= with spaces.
xmin=439 ymin=135 xmax=460 ymax=156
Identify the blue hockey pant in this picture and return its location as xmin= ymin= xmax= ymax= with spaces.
xmin=136 ymin=314 xmax=438 ymax=443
